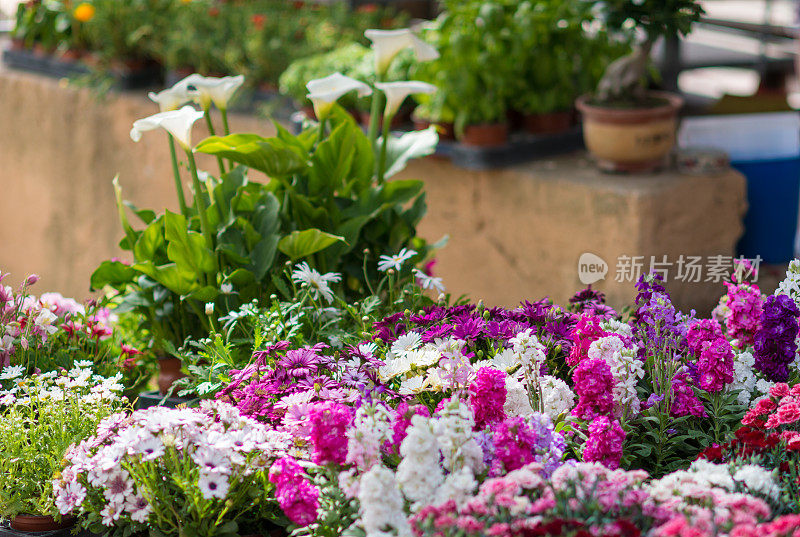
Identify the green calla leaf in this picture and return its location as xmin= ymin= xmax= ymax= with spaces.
xmin=277 ymin=229 xmax=345 ymax=261
xmin=195 ymin=134 xmax=308 ymax=177
xmin=89 ymin=260 xmax=137 ymax=291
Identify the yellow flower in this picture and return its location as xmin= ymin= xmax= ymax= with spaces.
xmin=73 ymin=3 xmax=95 ymax=22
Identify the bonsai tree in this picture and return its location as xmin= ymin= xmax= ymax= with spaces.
xmin=589 ymin=0 xmax=704 ymax=103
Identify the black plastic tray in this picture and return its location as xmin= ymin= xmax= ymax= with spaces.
xmin=135 ymin=390 xmax=198 ymax=410
xmin=0 ymin=521 xmax=96 ymax=537
xmin=434 ymin=127 xmax=584 ymax=170
xmin=2 ymin=48 xmax=161 ymax=90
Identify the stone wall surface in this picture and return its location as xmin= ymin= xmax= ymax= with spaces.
xmin=0 ymin=64 xmax=748 ymax=314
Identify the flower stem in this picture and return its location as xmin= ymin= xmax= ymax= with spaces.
xmin=220 ymin=108 xmax=231 ymax=136
xmin=316 ymin=117 xmax=327 ymax=147
xmin=204 ymin=108 xmax=226 ymax=176
xmin=185 ymin=149 xmax=218 ymax=276
xmin=167 ymin=134 xmax=189 ymax=216
xmin=377 ymin=114 xmax=392 ymax=183
xmin=367 ymin=77 xmax=383 ymax=147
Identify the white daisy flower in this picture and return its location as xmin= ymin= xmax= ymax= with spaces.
xmin=377 ymin=248 xmax=417 ymax=272
xmin=413 ymin=268 xmax=445 ymax=293
xmin=391 ymin=331 xmax=422 ymax=357
xmin=291 ymin=262 xmax=342 ymax=304
xmin=399 ymin=376 xmax=426 ymax=395
xmin=0 ymin=365 xmax=25 ymax=380
xmin=198 ymin=471 xmax=230 ymax=500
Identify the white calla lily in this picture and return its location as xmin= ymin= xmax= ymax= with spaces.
xmin=174 ymin=74 xmax=245 ymax=110
xmin=306 ymin=72 xmax=372 ymax=120
xmin=375 ymin=81 xmax=437 ymax=118
xmin=365 ymin=28 xmax=439 ymax=75
xmin=129 ymin=106 xmax=205 ymax=150
xmin=147 ymin=86 xmax=196 ymax=112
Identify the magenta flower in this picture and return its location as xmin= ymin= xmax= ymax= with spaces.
xmin=571 ymin=358 xmax=615 ymax=421
xmin=269 ymin=457 xmax=319 ymax=526
xmin=469 ymin=368 xmax=507 ymax=430
xmin=582 ymin=415 xmax=625 ymax=469
xmin=307 ymin=401 xmax=352 ymax=465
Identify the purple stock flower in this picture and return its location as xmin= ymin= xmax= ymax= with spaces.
xmin=754 ymin=294 xmax=800 ymax=382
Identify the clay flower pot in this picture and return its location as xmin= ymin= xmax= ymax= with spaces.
xmin=412 ymin=118 xmax=455 ymax=141
xmin=460 ymin=122 xmax=509 ymax=147
xmin=575 ymin=91 xmax=683 ymax=173
xmin=523 ymin=110 xmax=573 ymax=135
xmin=157 ymin=356 xmax=187 ymax=395
xmin=11 ymin=514 xmax=76 ymax=532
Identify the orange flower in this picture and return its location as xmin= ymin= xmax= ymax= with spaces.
xmin=73 ymin=2 xmax=95 ymax=22
xmin=251 ymin=13 xmax=266 ymax=29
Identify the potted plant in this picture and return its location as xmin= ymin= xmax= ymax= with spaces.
xmin=0 ymin=366 xmax=126 ymax=532
xmin=54 ymin=401 xmax=289 ymax=537
xmin=576 ymin=0 xmax=704 ymax=172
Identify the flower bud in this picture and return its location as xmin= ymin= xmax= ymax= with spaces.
xmin=25 ymin=274 xmax=40 ymax=286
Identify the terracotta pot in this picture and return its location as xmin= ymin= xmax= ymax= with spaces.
xmin=413 ymin=119 xmax=455 ymax=141
xmin=523 ymin=110 xmax=573 ymax=135
xmin=575 ymin=92 xmax=683 ymax=173
xmin=157 ymin=356 xmax=186 ymax=395
xmin=460 ymin=122 xmax=509 ymax=147
xmin=59 ymin=48 xmax=83 ymax=62
xmin=11 ymin=514 xmax=76 ymax=531
xmin=10 ymin=38 xmax=25 ymax=51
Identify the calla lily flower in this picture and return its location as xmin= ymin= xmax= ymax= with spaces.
xmin=130 ymin=106 xmax=205 ymax=150
xmin=365 ymin=28 xmax=439 ymax=75
xmin=375 ymin=81 xmax=437 ymax=118
xmin=174 ymin=74 xmax=246 ymax=110
xmin=147 ymin=86 xmax=196 ymax=112
xmin=306 ymin=72 xmax=372 ymax=120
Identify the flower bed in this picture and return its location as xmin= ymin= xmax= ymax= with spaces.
xmin=1 ymin=21 xmax=797 ymax=537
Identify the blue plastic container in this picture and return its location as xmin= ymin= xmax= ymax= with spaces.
xmin=733 ymin=158 xmax=800 ymax=264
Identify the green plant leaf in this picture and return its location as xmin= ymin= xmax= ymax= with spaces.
xmin=195 ymin=134 xmax=308 ymax=177
xmin=132 ymin=262 xmax=195 ymax=296
xmin=90 ymin=260 xmax=137 ymax=291
xmin=278 ymin=229 xmax=345 ymax=261
xmin=164 ymin=210 xmax=215 ymax=276
xmin=132 ymin=216 xmax=165 ymax=263
xmin=382 ymin=126 xmax=438 ymax=179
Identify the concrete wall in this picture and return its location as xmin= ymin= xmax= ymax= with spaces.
xmin=0 ymin=64 xmax=748 ymax=314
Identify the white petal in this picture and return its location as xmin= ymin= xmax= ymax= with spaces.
xmin=130 ymin=106 xmax=205 ymax=149
xmin=306 ymin=72 xmax=372 ymax=119
xmin=375 ymin=81 xmax=436 ymax=118
xmin=365 ymin=28 xmax=438 ymax=73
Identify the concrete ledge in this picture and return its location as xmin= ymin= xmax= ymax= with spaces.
xmin=0 ymin=64 xmax=747 ymax=313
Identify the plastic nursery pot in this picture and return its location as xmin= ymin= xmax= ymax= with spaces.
xmin=10 ymin=514 xmax=76 ymax=532
xmin=523 ymin=110 xmax=573 ymax=135
xmin=459 ymin=122 xmax=509 ymax=147
xmin=575 ymin=91 xmax=683 ymax=174
xmin=157 ymin=355 xmax=187 ymax=395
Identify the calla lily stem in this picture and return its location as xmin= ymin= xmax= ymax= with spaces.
xmin=220 ymin=108 xmax=231 ymax=136
xmin=185 ymin=149 xmax=218 ymax=277
xmin=367 ymin=79 xmax=384 ymax=147
xmin=203 ymin=108 xmax=226 ymax=176
xmin=316 ymin=117 xmax=327 ymax=146
xmin=377 ymin=114 xmax=392 ymax=183
xmin=167 ymin=134 xmax=189 ymax=216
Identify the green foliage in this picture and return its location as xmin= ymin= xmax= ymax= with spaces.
xmin=412 ymin=0 xmax=631 ymax=128
xmin=587 ymin=0 xmax=705 ymax=42
xmin=11 ymin=0 xmax=73 ymax=51
xmin=196 ymin=109 xmax=436 ymax=298
xmin=0 ymin=372 xmax=126 ymax=519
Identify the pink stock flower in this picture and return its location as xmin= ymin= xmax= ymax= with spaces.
xmin=469 ymin=367 xmax=507 ymax=430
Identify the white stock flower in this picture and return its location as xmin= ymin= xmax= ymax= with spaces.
xmin=504 ymin=375 xmax=534 ymax=418
xmin=365 ymin=28 xmax=439 ymax=74
xmin=375 ymin=81 xmax=436 ymax=118
xmin=540 ymin=375 xmax=576 ymax=420
xmin=358 ymin=464 xmax=412 ymax=537
xmin=396 ymin=414 xmax=443 ymax=509
xmin=306 ymin=72 xmax=372 ymax=120
xmin=130 ymin=106 xmax=205 ymax=150
xmin=174 ymin=74 xmax=245 ymax=110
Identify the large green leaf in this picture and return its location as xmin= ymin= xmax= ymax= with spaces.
xmin=164 ymin=211 xmax=215 ymax=277
xmin=308 ymin=121 xmax=358 ymax=195
xmin=132 ymin=261 xmax=196 ymax=296
xmin=90 ymin=260 xmax=137 ymax=291
xmin=249 ymin=234 xmax=280 ymax=280
xmin=133 ymin=216 xmax=165 ymax=263
xmin=278 ymin=229 xmax=345 ymax=261
xmin=382 ymin=127 xmax=439 ymax=179
xmin=195 ymin=134 xmax=308 ymax=177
